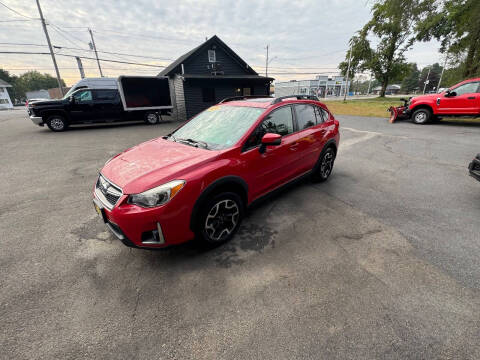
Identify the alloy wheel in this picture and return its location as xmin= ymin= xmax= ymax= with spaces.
xmin=50 ymin=117 xmax=65 ymax=131
xmin=320 ymin=150 xmax=334 ymax=178
xmin=204 ymin=199 xmax=240 ymax=242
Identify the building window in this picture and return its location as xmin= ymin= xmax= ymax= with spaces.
xmin=202 ymin=88 xmax=215 ymax=102
xmin=208 ymin=50 xmax=216 ymax=63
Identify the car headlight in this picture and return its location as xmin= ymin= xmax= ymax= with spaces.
xmin=127 ymin=180 xmax=185 ymax=208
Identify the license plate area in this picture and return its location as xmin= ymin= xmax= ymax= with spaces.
xmin=93 ymin=198 xmax=108 ymax=223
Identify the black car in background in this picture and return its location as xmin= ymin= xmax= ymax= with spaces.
xmin=469 ymin=154 xmax=480 ymax=182
xmin=28 ymin=89 xmax=166 ymax=132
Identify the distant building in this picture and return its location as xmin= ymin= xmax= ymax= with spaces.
xmin=372 ymin=84 xmax=401 ymax=95
xmin=275 ymin=76 xmax=351 ymax=98
xmin=159 ymin=35 xmax=273 ymax=121
xmin=0 ymin=79 xmax=13 ymax=109
xmin=48 ymin=87 xmax=70 ymax=99
xmin=26 ymin=89 xmax=50 ymax=100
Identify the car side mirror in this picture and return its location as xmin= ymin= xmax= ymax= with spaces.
xmin=445 ymin=90 xmax=456 ymax=97
xmin=259 ymin=133 xmax=281 ymax=154
xmin=69 ymin=96 xmax=75 ymax=103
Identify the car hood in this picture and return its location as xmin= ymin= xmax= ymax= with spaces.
xmin=411 ymin=93 xmax=441 ymax=102
xmin=101 ymin=138 xmax=219 ymax=194
xmin=30 ymin=99 xmax=65 ymax=107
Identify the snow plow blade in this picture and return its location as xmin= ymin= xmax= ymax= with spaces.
xmin=388 ymin=98 xmax=411 ymax=123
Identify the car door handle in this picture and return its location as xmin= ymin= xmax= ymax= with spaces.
xmin=467 ymin=96 xmax=476 ymax=99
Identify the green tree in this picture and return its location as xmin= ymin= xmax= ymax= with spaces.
xmin=400 ymin=63 xmax=420 ymax=94
xmin=416 ymin=0 xmax=480 ymax=78
xmin=339 ymin=0 xmax=434 ymax=97
xmin=13 ymin=71 xmax=65 ymax=100
xmin=0 ymin=69 xmax=18 ymax=101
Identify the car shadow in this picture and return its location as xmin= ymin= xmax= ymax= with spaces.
xmin=134 ymin=175 xmax=316 ymax=264
xmin=36 ymin=120 xmax=176 ymax=134
xmin=438 ymin=119 xmax=480 ymax=128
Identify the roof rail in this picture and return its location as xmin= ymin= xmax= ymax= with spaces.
xmin=272 ymin=95 xmax=319 ymax=104
xmin=219 ymin=95 xmax=273 ymax=103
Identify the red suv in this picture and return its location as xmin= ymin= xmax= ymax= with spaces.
xmin=93 ymin=95 xmax=340 ymax=248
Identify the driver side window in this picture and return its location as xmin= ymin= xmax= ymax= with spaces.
xmin=73 ymin=90 xmax=92 ymax=102
xmin=244 ymin=106 xmax=294 ymax=149
xmin=452 ymin=82 xmax=479 ymax=96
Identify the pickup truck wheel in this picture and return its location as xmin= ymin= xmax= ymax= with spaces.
xmin=144 ymin=112 xmax=159 ymax=125
xmin=46 ymin=115 xmax=68 ymax=132
xmin=196 ymin=192 xmax=244 ymax=247
xmin=412 ymin=108 xmax=431 ymax=124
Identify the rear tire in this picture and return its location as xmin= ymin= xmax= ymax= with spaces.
xmin=195 ymin=192 xmax=244 ymax=247
xmin=312 ymin=147 xmax=336 ymax=182
xmin=144 ymin=111 xmax=159 ymax=125
xmin=412 ymin=108 xmax=432 ymax=124
xmin=46 ymin=115 xmax=68 ymax=132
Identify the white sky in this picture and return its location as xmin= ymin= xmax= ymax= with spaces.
xmin=0 ymin=0 xmax=442 ymax=86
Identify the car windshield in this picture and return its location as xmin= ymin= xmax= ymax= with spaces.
xmin=171 ymin=105 xmax=263 ymax=150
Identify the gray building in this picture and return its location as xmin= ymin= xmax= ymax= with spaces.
xmin=159 ymin=35 xmax=273 ymax=121
xmin=275 ymin=76 xmax=351 ymax=98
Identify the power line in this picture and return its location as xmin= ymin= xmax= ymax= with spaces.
xmin=0 ymin=19 xmax=34 ymax=23
xmin=0 ymin=0 xmax=38 ymax=19
xmin=0 ymin=51 xmax=166 ymax=68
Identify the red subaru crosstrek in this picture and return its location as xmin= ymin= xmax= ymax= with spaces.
xmin=93 ymin=95 xmax=340 ymax=249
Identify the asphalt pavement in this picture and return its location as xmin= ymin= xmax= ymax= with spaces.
xmin=1 ymin=108 xmax=479 ymax=359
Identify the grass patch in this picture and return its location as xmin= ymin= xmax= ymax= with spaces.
xmin=326 ymin=97 xmax=480 ymax=123
xmin=325 ymin=97 xmax=404 ymax=118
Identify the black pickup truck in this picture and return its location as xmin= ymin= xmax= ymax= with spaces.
xmin=28 ymin=76 xmax=172 ymax=132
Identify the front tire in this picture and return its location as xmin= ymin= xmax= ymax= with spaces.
xmin=412 ymin=108 xmax=432 ymax=124
xmin=196 ymin=192 xmax=244 ymax=247
xmin=46 ymin=115 xmax=68 ymax=132
xmin=312 ymin=147 xmax=336 ymax=182
xmin=144 ymin=111 xmax=159 ymax=125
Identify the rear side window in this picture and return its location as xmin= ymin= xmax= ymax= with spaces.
xmin=294 ymin=104 xmax=316 ymax=129
xmin=95 ymin=90 xmax=118 ymax=101
xmin=314 ymin=106 xmax=329 ymax=124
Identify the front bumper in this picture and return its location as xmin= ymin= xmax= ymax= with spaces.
xmin=468 ymin=155 xmax=480 ymax=182
xmin=29 ymin=115 xmax=44 ymax=126
xmin=93 ymin=188 xmax=195 ymax=249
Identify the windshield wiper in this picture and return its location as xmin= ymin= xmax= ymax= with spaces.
xmin=177 ymin=138 xmax=209 ymax=149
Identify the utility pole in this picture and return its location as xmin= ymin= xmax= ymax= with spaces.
xmin=88 ymin=28 xmax=103 ymax=77
xmin=423 ymin=66 xmax=431 ymax=94
xmin=35 ymin=0 xmax=64 ymax=96
xmin=75 ymin=57 xmax=85 ymax=79
xmin=343 ymin=43 xmax=353 ymax=101
xmin=437 ymin=55 xmax=448 ymax=90
xmin=265 ymin=44 xmax=269 ymax=78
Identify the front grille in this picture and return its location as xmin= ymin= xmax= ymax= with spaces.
xmin=95 ymin=174 xmax=122 ymax=209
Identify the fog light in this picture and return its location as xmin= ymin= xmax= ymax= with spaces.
xmin=141 ymin=222 xmax=165 ymax=245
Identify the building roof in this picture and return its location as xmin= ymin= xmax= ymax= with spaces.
xmin=0 ymin=79 xmax=12 ymax=87
xmin=158 ymin=35 xmax=258 ymax=77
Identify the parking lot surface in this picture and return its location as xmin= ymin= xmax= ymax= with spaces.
xmin=1 ymin=108 xmax=480 ymax=359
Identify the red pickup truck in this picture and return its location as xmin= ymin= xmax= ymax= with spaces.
xmin=389 ymin=78 xmax=480 ymax=124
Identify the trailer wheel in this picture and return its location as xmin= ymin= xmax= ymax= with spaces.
xmin=144 ymin=111 xmax=159 ymax=125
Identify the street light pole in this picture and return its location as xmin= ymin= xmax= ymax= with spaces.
xmin=423 ymin=66 xmax=431 ymax=94
xmin=89 ymin=28 xmax=103 ymax=77
xmin=35 ymin=0 xmax=64 ymax=96
xmin=437 ymin=55 xmax=448 ymax=90
xmin=265 ymin=44 xmax=269 ymax=78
